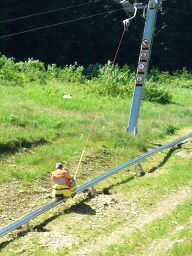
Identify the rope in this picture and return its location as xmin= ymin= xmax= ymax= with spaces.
xmin=74 ymin=5 xmax=138 ymax=180
xmin=113 ymin=28 xmax=127 ymax=65
xmin=74 ymin=27 xmax=129 ymax=180
xmin=74 ymin=116 xmax=98 ymax=179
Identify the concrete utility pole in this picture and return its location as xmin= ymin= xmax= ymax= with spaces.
xmin=127 ymin=0 xmax=161 ymax=135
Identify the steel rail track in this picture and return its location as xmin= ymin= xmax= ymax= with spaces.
xmin=76 ymin=132 xmax=192 ymax=193
xmin=0 ymin=132 xmax=191 ymax=238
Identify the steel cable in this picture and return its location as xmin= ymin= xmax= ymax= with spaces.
xmin=0 ymin=8 xmax=123 ymax=39
xmin=0 ymin=0 xmax=103 ymax=24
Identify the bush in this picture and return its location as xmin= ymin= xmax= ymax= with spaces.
xmin=0 ymin=54 xmax=190 ymax=102
xmin=149 ymin=68 xmax=192 ymax=89
xmin=165 ymin=125 xmax=178 ymax=135
xmin=85 ymin=62 xmax=135 ymax=97
xmin=0 ymin=55 xmax=46 ymax=86
xmin=6 ymin=115 xmax=28 ymax=127
xmin=144 ymin=82 xmax=172 ymax=104
xmin=85 ymin=63 xmax=172 ymax=104
xmin=0 ymin=55 xmax=85 ymax=86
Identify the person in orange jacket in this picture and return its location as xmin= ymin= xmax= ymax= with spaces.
xmin=51 ymin=163 xmax=76 ymax=198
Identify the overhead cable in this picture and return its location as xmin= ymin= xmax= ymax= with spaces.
xmin=0 ymin=8 xmax=123 ymax=39
xmin=166 ymin=7 xmax=192 ymax=15
xmin=0 ymin=0 xmax=103 ymax=24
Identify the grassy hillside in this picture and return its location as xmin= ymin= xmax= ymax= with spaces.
xmin=0 ymin=56 xmax=191 ymax=255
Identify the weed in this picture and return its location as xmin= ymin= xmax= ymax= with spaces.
xmin=166 ymin=125 xmax=178 ymax=135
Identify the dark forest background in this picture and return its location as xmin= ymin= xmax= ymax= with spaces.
xmin=0 ymin=0 xmax=191 ymax=71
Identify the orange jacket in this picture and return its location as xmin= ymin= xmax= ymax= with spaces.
xmin=51 ymin=169 xmax=71 ymax=187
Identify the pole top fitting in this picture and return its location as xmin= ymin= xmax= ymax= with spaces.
xmin=120 ymin=0 xmax=135 ymax=15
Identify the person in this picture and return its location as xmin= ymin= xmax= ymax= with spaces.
xmin=51 ymin=163 xmax=76 ymax=198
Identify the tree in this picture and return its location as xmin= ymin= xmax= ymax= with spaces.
xmin=0 ymin=0 xmax=191 ymax=71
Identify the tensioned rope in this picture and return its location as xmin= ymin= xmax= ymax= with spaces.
xmin=73 ymin=27 xmax=127 ymax=179
xmin=0 ymin=0 xmax=103 ymax=24
xmin=73 ymin=8 xmax=138 ymax=179
xmin=166 ymin=8 xmax=192 ymax=15
xmin=0 ymin=8 xmax=123 ymax=39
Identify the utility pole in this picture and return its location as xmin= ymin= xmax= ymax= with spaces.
xmin=127 ymin=0 xmax=161 ymax=134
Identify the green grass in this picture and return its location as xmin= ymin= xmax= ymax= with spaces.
xmin=99 ymin=200 xmax=192 ymax=256
xmin=0 ymin=78 xmax=191 ymax=182
xmin=0 ymin=57 xmax=191 ymax=256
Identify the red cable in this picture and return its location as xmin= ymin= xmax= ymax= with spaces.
xmin=112 ymin=27 xmax=127 ymax=65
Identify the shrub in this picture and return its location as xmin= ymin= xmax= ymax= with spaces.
xmin=0 ymin=54 xmax=190 ymax=102
xmin=85 ymin=64 xmax=172 ymax=104
xmin=16 ymin=58 xmax=47 ymax=84
xmin=143 ymin=82 xmax=172 ymax=104
xmin=85 ymin=62 xmax=135 ymax=97
xmin=0 ymin=55 xmax=46 ymax=86
xmin=165 ymin=125 xmax=178 ymax=135
xmin=7 ymin=115 xmax=28 ymax=127
xmin=59 ymin=63 xmax=85 ymax=83
xmin=0 ymin=55 xmax=86 ymax=86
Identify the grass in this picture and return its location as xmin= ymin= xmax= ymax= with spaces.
xmin=0 ymin=79 xmax=191 ymax=182
xmin=0 ymin=56 xmax=191 ymax=255
xmin=99 ymin=199 xmax=192 ymax=256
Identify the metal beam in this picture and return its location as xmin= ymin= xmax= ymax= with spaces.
xmin=0 ymin=198 xmax=63 ymax=237
xmin=77 ymin=132 xmax=191 ymax=192
xmin=127 ymin=0 xmax=160 ymax=134
xmin=0 ymin=132 xmax=191 ymax=238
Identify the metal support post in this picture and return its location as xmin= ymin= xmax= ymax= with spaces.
xmin=127 ymin=0 xmax=160 ymax=134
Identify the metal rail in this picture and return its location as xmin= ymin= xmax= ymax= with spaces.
xmin=0 ymin=198 xmax=63 ymax=237
xmin=0 ymin=132 xmax=191 ymax=238
xmin=77 ymin=132 xmax=192 ymax=193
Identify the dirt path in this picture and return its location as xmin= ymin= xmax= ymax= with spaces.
xmin=74 ymin=182 xmax=192 ymax=256
xmin=141 ymin=238 xmax=174 ymax=256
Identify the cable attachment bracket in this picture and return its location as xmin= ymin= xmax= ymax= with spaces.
xmin=122 ymin=5 xmax=137 ymax=31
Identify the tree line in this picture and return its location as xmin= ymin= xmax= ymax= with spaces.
xmin=0 ymin=0 xmax=191 ymax=71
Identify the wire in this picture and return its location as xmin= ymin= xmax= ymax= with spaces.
xmin=0 ymin=8 xmax=123 ymax=39
xmin=74 ymin=25 xmax=129 ymax=179
xmin=0 ymin=0 xmax=103 ymax=24
xmin=166 ymin=8 xmax=192 ymax=15
xmin=113 ymin=28 xmax=126 ymax=65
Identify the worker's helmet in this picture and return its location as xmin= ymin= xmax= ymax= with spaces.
xmin=55 ymin=163 xmax=63 ymax=170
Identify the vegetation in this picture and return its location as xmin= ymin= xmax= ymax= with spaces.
xmin=1 ymin=55 xmax=191 ymax=101
xmin=0 ymin=55 xmax=191 ymax=181
xmin=0 ymin=0 xmax=191 ymax=71
xmin=0 ymin=0 xmax=191 ymax=254
xmin=0 ymin=55 xmax=191 ymax=255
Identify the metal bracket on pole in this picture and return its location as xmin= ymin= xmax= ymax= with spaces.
xmin=120 ymin=0 xmax=135 ymax=15
xmin=127 ymin=0 xmax=160 ymax=135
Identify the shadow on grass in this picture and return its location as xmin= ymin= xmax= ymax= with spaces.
xmin=0 ymin=137 xmax=47 ymax=156
xmin=105 ymin=175 xmax=135 ymax=191
xmin=35 ymin=197 xmax=96 ymax=231
xmin=0 ymin=143 xmax=185 ymax=249
xmin=0 ymin=196 xmax=95 ymax=250
xmin=148 ymin=144 xmax=182 ymax=173
xmin=0 ymin=231 xmax=28 ymax=250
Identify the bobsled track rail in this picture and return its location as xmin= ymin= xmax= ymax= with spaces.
xmin=0 ymin=132 xmax=191 ymax=238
